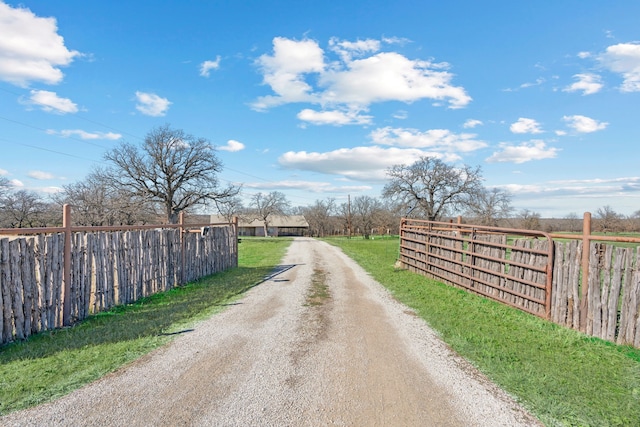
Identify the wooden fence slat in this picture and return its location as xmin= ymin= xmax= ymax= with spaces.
xmin=30 ymin=237 xmax=41 ymax=334
xmin=10 ymin=239 xmax=25 ymax=340
xmin=605 ymin=248 xmax=625 ymax=341
xmin=551 ymin=242 xmax=566 ymax=324
xmin=599 ymin=244 xmax=614 ymax=339
xmin=21 ymin=238 xmax=34 ymax=336
xmin=53 ymin=234 xmax=64 ymax=327
xmin=45 ymin=235 xmax=54 ymax=328
xmin=618 ymin=249 xmax=638 ymax=344
xmin=569 ymin=240 xmax=582 ymax=330
xmin=586 ymin=243 xmax=599 ymax=336
xmin=0 ymin=238 xmax=9 ymax=343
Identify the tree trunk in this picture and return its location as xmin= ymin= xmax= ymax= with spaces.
xmin=168 ymin=205 xmax=179 ymax=224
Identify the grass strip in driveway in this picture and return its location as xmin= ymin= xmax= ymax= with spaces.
xmin=0 ymin=237 xmax=292 ymax=416
xmin=325 ymin=236 xmax=640 ymax=427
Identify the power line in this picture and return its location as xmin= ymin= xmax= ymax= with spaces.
xmin=0 ymin=86 xmax=144 ymax=141
xmin=0 ymin=114 xmax=111 ymax=150
xmin=0 ymin=138 xmax=100 ymax=163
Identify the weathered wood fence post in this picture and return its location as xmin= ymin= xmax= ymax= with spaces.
xmin=579 ymin=212 xmax=592 ymax=332
xmin=62 ymin=204 xmax=72 ymax=326
xmin=179 ymin=211 xmax=185 ymax=285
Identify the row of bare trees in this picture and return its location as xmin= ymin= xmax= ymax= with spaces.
xmin=2 ymin=126 xmax=639 ymax=234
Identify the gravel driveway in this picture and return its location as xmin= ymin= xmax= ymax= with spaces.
xmin=2 ymin=237 xmax=541 ymax=426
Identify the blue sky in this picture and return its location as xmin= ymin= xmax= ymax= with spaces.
xmin=1 ymin=0 xmax=639 ymax=217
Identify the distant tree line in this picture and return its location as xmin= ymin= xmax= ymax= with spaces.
xmin=2 ymin=127 xmax=639 ymax=235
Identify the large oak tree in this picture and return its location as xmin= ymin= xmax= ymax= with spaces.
xmin=104 ymin=125 xmax=239 ymax=223
xmin=383 ymin=156 xmax=484 ymax=221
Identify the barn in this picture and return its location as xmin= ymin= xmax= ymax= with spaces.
xmin=209 ymin=215 xmax=309 ymax=237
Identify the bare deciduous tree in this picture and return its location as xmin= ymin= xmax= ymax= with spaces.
xmin=595 ymin=205 xmax=623 ymax=233
xmin=629 ymin=210 xmax=640 ymax=232
xmin=104 ymin=124 xmax=239 ymax=224
xmin=214 ymin=195 xmax=244 ymax=224
xmin=465 ymin=187 xmax=513 ymax=226
xmin=564 ymin=212 xmax=582 ymax=232
xmin=0 ymin=190 xmax=49 ymax=228
xmin=383 ymin=156 xmax=484 ymax=221
xmin=348 ymin=195 xmax=383 ymax=239
xmin=248 ymin=191 xmax=290 ymax=237
xmin=301 ymin=198 xmax=337 ymax=237
xmin=56 ymin=170 xmax=157 ymax=226
xmin=518 ymin=209 xmax=541 ymax=230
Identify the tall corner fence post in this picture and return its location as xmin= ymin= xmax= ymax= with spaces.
xmin=62 ymin=204 xmax=72 ymax=326
xmin=579 ymin=211 xmax=592 ymax=332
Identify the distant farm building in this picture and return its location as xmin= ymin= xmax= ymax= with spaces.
xmin=209 ymin=215 xmax=309 ymax=237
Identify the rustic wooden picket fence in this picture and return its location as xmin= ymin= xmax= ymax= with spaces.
xmin=400 ymin=213 xmax=640 ymax=348
xmin=552 ymin=240 xmax=640 ymax=347
xmin=0 ymin=205 xmax=238 ymax=345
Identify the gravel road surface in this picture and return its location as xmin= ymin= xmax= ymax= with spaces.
xmin=2 ymin=237 xmax=541 ymax=426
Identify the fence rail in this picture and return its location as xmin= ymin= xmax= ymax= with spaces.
xmin=0 ymin=205 xmax=238 ymax=345
xmin=399 ymin=214 xmax=640 ymax=348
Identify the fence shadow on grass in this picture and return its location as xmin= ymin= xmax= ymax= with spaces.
xmin=0 ymin=265 xmax=276 ymax=364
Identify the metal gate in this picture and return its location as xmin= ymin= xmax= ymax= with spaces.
xmin=399 ymin=218 xmax=554 ymax=319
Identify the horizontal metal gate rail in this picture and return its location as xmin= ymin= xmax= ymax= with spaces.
xmin=399 ymin=218 xmax=554 ymax=319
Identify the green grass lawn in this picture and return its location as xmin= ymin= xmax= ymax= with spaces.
xmin=0 ymin=238 xmax=292 ymax=416
xmin=325 ymin=236 xmax=640 ymax=427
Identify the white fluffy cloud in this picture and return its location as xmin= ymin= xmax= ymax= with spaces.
xmin=252 ymin=37 xmax=325 ymax=110
xmin=563 ymin=115 xmax=608 ymax=133
xmin=135 ymin=91 xmax=171 ymax=116
xmin=279 ymin=146 xmax=459 ymax=181
xmin=218 ymin=139 xmax=245 ymax=152
xmin=25 ymin=90 xmax=78 ymax=114
xmin=486 ymin=140 xmax=559 ymax=164
xmin=253 ymin=37 xmax=471 ymax=117
xmin=510 ymin=118 xmax=543 ymax=134
xmin=0 ymin=2 xmax=79 ymax=86
xmin=463 ymin=119 xmax=483 ymax=129
xmin=200 ymin=56 xmax=221 ymax=77
xmin=319 ymin=51 xmax=471 ymax=108
xmin=0 ymin=168 xmax=8 ymax=176
xmin=297 ymin=108 xmax=373 ymax=126
xmin=369 ymin=127 xmax=486 ymax=152
xmin=28 ymin=170 xmax=54 ymax=180
xmin=46 ymin=129 xmax=122 ymax=140
xmin=598 ymin=42 xmax=640 ymax=92
xmin=563 ymin=73 xmax=603 ymax=95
